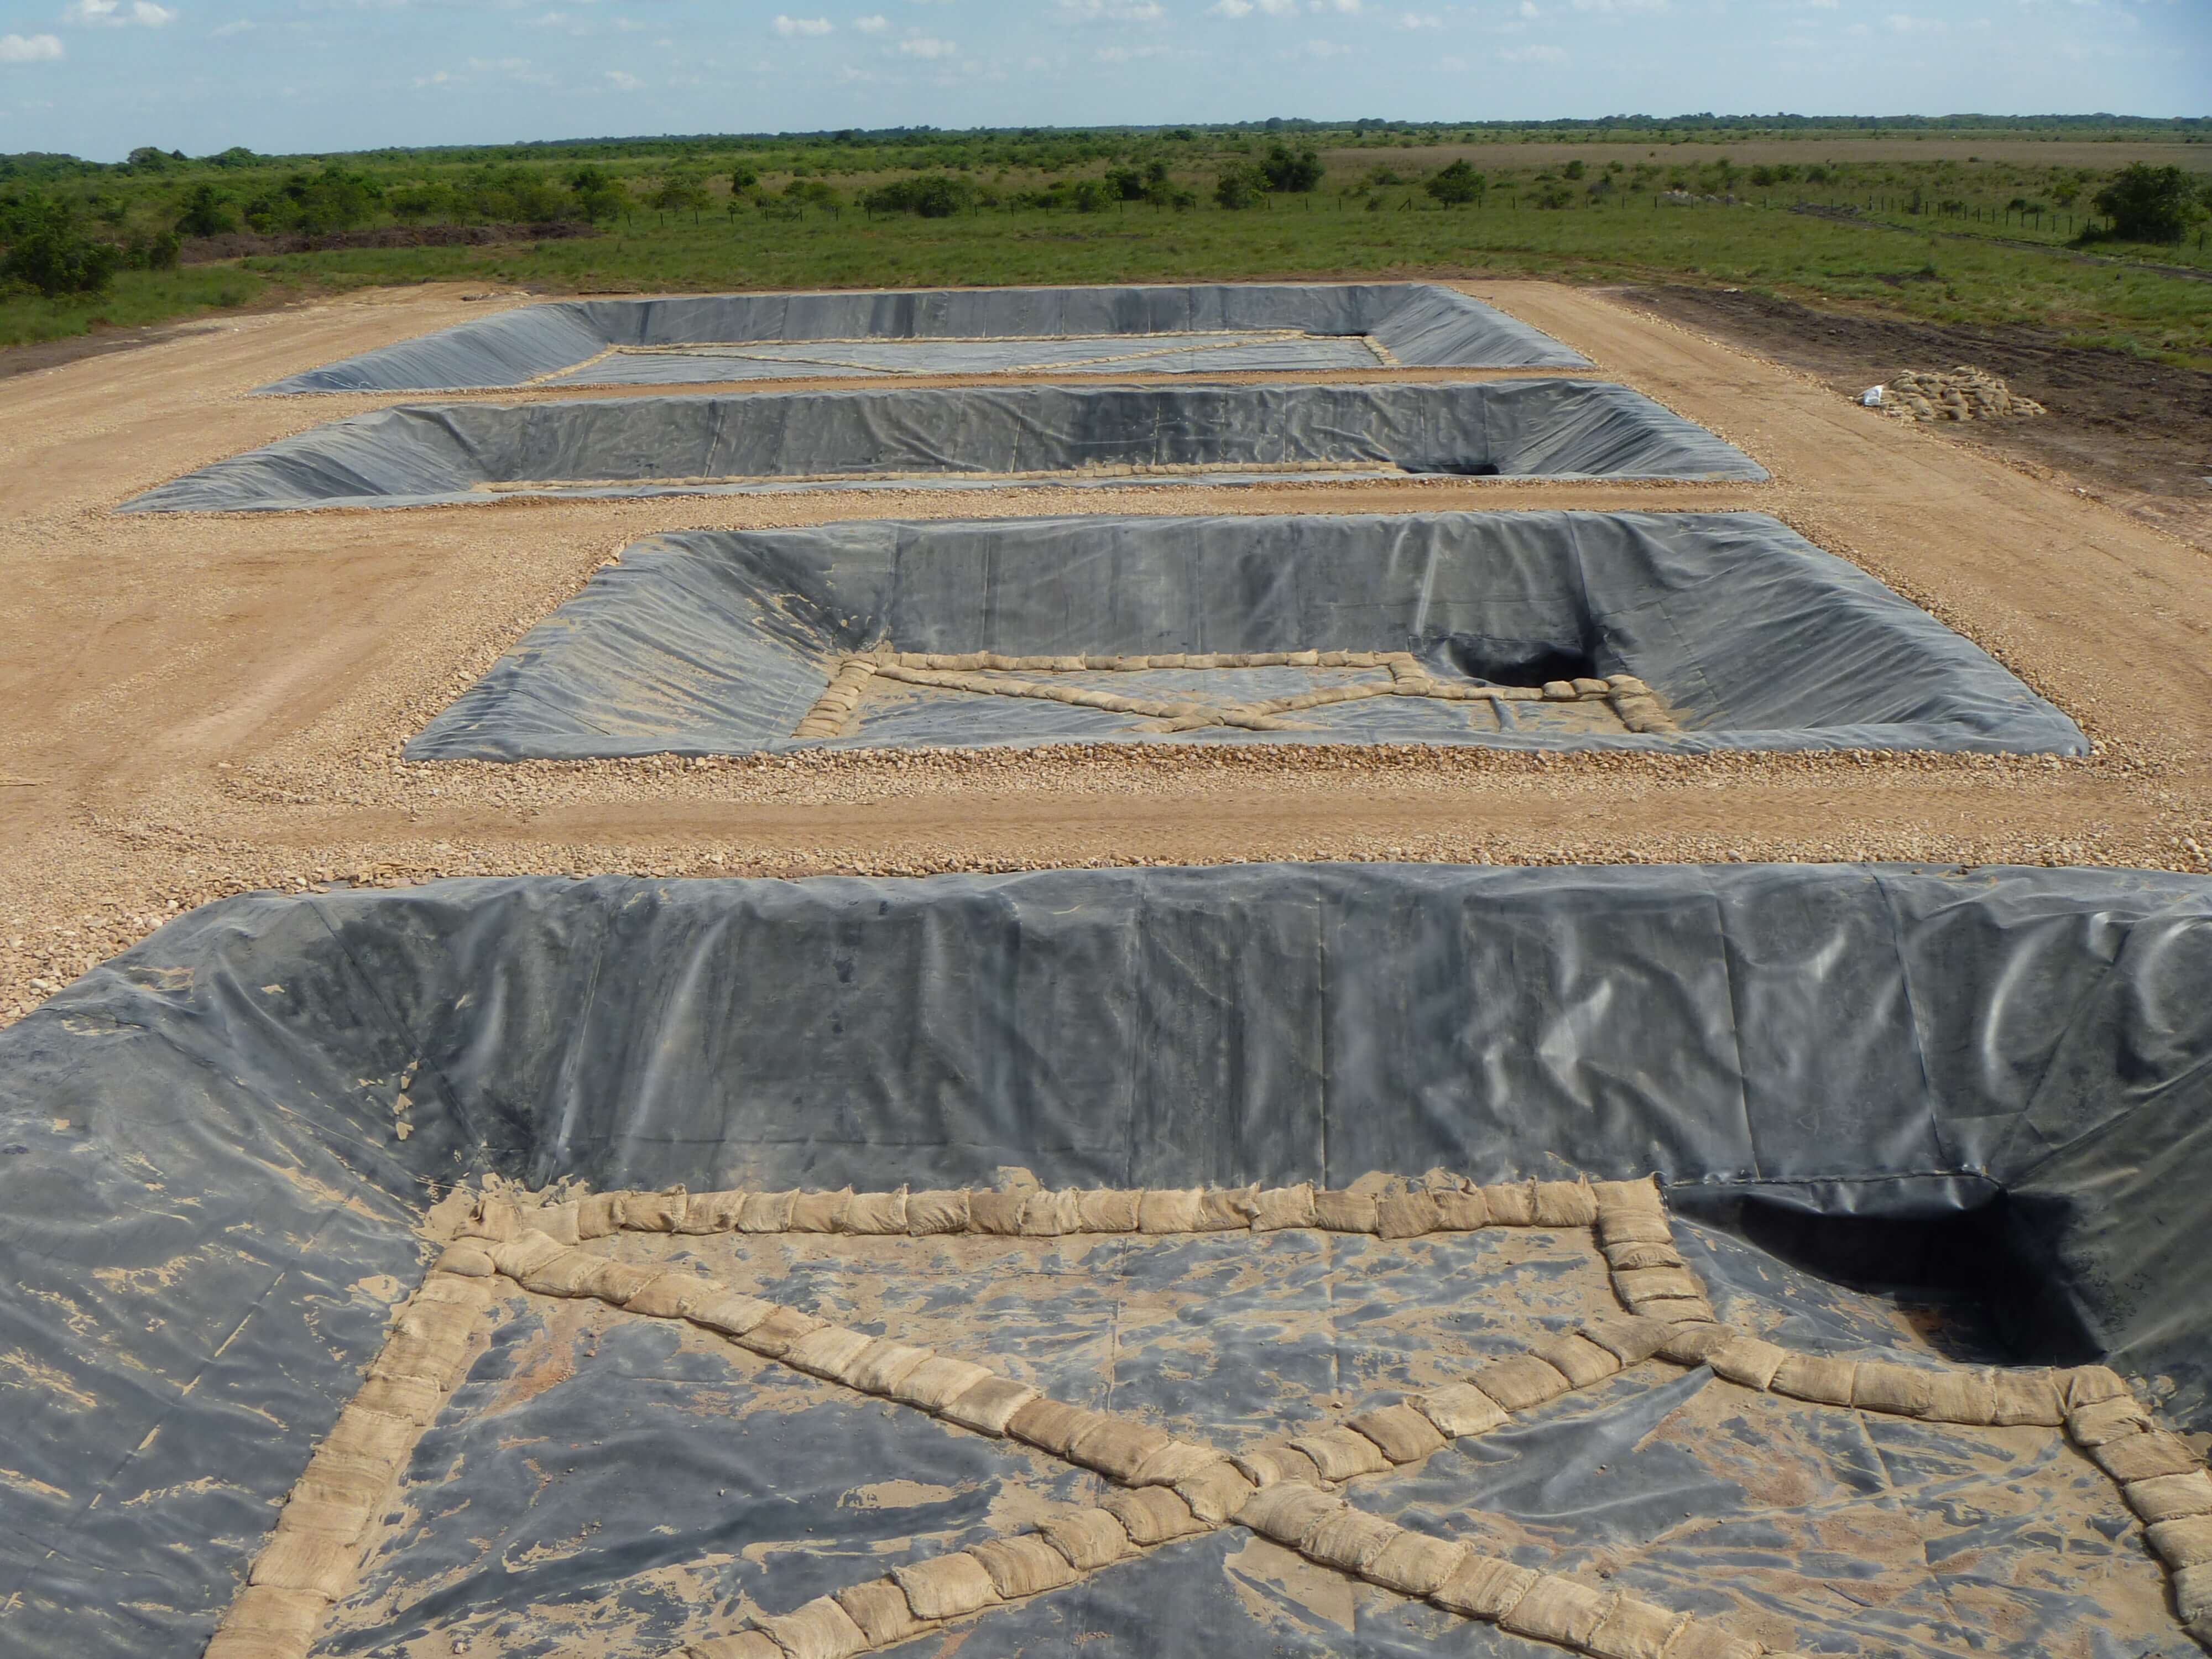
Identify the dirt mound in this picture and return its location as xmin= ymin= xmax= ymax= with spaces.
xmin=1878 ymin=365 xmax=2047 ymax=422
xmin=179 ymin=220 xmax=598 ymax=264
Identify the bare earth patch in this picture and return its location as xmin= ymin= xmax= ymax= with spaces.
xmin=1614 ymin=283 xmax=2212 ymax=550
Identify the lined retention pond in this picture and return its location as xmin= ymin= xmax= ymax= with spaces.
xmin=256 ymin=281 xmax=1590 ymax=393
xmin=408 ymin=510 xmax=2083 ymax=759
xmin=7 ymin=862 xmax=2210 ymax=1657
xmin=121 ymin=380 xmax=1766 ymax=511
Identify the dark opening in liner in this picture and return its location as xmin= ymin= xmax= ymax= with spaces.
xmin=407 ymin=511 xmax=2083 ymax=759
xmin=3 ymin=863 xmax=2208 ymax=1657
xmin=118 ymin=380 xmax=1765 ymax=513
xmin=254 ymin=282 xmax=1589 ymax=394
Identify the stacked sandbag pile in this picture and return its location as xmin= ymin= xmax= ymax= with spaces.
xmin=1879 ymin=366 xmax=2046 ymax=423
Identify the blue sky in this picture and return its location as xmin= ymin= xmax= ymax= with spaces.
xmin=1 ymin=0 xmax=2204 ymax=161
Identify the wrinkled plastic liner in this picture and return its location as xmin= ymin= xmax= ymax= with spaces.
xmin=409 ymin=511 xmax=2083 ymax=759
xmin=7 ymin=863 xmax=2208 ymax=1658
xmin=257 ymin=283 xmax=1589 ymax=394
xmin=118 ymin=380 xmax=1766 ymax=513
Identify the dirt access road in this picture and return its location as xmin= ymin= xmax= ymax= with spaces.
xmin=2 ymin=279 xmax=2209 ymax=1021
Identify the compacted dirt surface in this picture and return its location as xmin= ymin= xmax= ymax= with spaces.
xmin=3 ymin=278 xmax=2210 ymax=1021
xmin=1618 ymin=283 xmax=2212 ymax=550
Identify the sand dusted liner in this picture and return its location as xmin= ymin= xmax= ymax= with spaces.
xmin=6 ymin=864 xmax=2210 ymax=1657
xmin=118 ymin=380 xmax=1765 ymax=513
xmin=255 ymin=282 xmax=1589 ymax=394
xmin=408 ymin=512 xmax=2083 ymax=760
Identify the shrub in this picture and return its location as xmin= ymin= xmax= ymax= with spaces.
xmin=1213 ymin=165 xmax=1267 ymax=209
xmin=507 ymin=176 xmax=570 ymax=220
xmin=862 ymin=173 xmax=977 ymax=217
xmin=173 ymin=182 xmax=237 ymax=238
xmin=248 ymin=169 xmax=382 ymax=236
xmin=1424 ymin=159 xmax=1485 ymax=206
xmin=387 ymin=182 xmax=455 ymax=223
xmin=568 ymin=166 xmax=629 ymax=223
xmin=1562 ymin=159 xmax=1585 ymax=181
xmin=648 ymin=175 xmax=713 ymax=221
xmin=1 ymin=198 xmax=122 ymax=296
xmin=1127 ymin=159 xmax=1192 ymax=208
xmin=1262 ymin=143 xmax=1323 ymax=193
xmin=759 ymin=179 xmax=841 ymax=218
xmin=2089 ymin=164 xmax=2200 ymax=243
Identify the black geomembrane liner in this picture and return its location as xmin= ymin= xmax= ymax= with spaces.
xmin=407 ymin=511 xmax=2083 ymax=759
xmin=2 ymin=864 xmax=2208 ymax=1654
xmin=119 ymin=379 xmax=1765 ymax=512
xmin=255 ymin=281 xmax=1589 ymax=394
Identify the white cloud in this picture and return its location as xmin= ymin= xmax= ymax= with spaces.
xmin=0 ymin=30 xmax=65 ymax=58
xmin=1569 ymin=0 xmax=1665 ymax=11
xmin=211 ymin=15 xmax=252 ymax=32
xmin=413 ymin=66 xmax=456 ymax=86
xmin=65 ymin=0 xmax=175 ymax=23
xmin=1209 ymin=0 xmax=1252 ymax=12
xmin=897 ymin=32 xmax=955 ymax=53
xmin=1095 ymin=40 xmax=1170 ymax=56
xmin=1500 ymin=40 xmax=1565 ymax=59
xmin=772 ymin=13 xmax=833 ymax=35
xmin=606 ymin=67 xmax=642 ymax=87
xmin=460 ymin=53 xmax=555 ymax=85
xmin=1886 ymin=11 xmax=1947 ymax=28
xmin=854 ymin=12 xmax=888 ymax=28
xmin=1060 ymin=0 xmax=1166 ymax=17
xmin=1290 ymin=34 xmax=1352 ymax=52
xmin=1311 ymin=0 xmax=1360 ymax=12
xmin=1396 ymin=9 xmax=1443 ymax=24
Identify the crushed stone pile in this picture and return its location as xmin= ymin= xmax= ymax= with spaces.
xmin=1878 ymin=366 xmax=2047 ymax=423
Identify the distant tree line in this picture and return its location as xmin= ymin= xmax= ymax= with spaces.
xmin=4 ymin=131 xmax=2207 ymax=302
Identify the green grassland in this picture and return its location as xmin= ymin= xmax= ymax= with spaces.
xmin=5 ymin=117 xmax=2209 ymax=362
